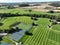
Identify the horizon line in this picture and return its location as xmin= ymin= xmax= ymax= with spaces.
xmin=0 ymin=0 xmax=60 ymax=3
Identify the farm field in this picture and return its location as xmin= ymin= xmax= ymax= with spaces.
xmin=0 ymin=16 xmax=33 ymax=30
xmin=0 ymin=9 xmax=60 ymax=45
xmin=1 ymin=1 xmax=60 ymax=45
xmin=52 ymin=24 xmax=60 ymax=31
xmin=1 ymin=16 xmax=33 ymax=45
xmin=20 ymin=18 xmax=60 ymax=45
xmin=0 ymin=16 xmax=60 ymax=45
xmin=0 ymin=8 xmax=59 ymax=16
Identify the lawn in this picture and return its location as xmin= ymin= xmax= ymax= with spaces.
xmin=16 ymin=23 xmax=32 ymax=30
xmin=0 ymin=8 xmax=59 ymax=16
xmin=52 ymin=24 xmax=60 ymax=31
xmin=20 ymin=18 xmax=60 ymax=45
xmin=0 ymin=12 xmax=60 ymax=45
xmin=0 ymin=16 xmax=33 ymax=30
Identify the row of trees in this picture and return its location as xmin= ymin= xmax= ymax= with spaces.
xmin=0 ymin=27 xmax=19 ymax=33
xmin=0 ymin=13 xmax=57 ymax=19
xmin=0 ymin=12 xmax=60 ymax=33
xmin=0 ymin=11 xmax=60 ymax=21
xmin=19 ymin=4 xmax=29 ymax=7
xmin=6 ymin=3 xmax=29 ymax=9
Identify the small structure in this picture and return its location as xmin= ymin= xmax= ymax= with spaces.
xmin=19 ymin=42 xmax=22 ymax=45
xmin=56 ymin=21 xmax=60 ymax=24
xmin=50 ymin=19 xmax=60 ymax=24
xmin=0 ymin=33 xmax=7 ymax=36
xmin=50 ymin=19 xmax=57 ymax=22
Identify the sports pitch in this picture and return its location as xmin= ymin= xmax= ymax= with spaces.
xmin=9 ymin=22 xmax=32 ymax=42
xmin=0 ymin=9 xmax=60 ymax=45
xmin=1 ymin=16 xmax=60 ymax=45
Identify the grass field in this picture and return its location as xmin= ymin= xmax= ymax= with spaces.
xmin=1 ymin=16 xmax=60 ymax=45
xmin=52 ymin=24 xmax=60 ymax=31
xmin=20 ymin=18 xmax=60 ymax=45
xmin=1 ymin=16 xmax=33 ymax=44
xmin=16 ymin=23 xmax=32 ymax=30
xmin=0 ymin=2 xmax=60 ymax=45
xmin=0 ymin=8 xmax=59 ymax=16
xmin=0 ymin=15 xmax=60 ymax=45
xmin=0 ymin=16 xmax=33 ymax=30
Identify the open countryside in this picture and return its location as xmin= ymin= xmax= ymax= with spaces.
xmin=0 ymin=1 xmax=60 ymax=45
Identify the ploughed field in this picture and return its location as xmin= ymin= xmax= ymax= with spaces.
xmin=1 ymin=16 xmax=60 ymax=45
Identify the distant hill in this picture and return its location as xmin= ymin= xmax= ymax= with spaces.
xmin=0 ymin=2 xmax=44 ymax=6
xmin=48 ymin=1 xmax=60 ymax=7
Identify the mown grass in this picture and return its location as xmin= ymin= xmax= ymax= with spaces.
xmin=17 ymin=23 xmax=32 ymax=30
xmin=0 ymin=16 xmax=33 ymax=30
xmin=0 ymin=8 xmax=59 ymax=16
xmin=21 ymin=18 xmax=60 ymax=45
xmin=52 ymin=24 xmax=60 ymax=31
xmin=1 ymin=15 xmax=60 ymax=45
xmin=2 ymin=34 xmax=11 ymax=43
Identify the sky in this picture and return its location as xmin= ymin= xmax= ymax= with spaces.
xmin=0 ymin=0 xmax=60 ymax=3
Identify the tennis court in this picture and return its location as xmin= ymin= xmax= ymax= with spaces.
xmin=9 ymin=23 xmax=32 ymax=42
xmin=9 ymin=30 xmax=26 ymax=41
xmin=13 ymin=22 xmax=32 ymax=30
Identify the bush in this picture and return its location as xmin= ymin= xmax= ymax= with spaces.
xmin=28 ymin=9 xmax=32 ymax=12
xmin=31 ymin=17 xmax=38 ymax=20
xmin=19 ymin=4 xmax=29 ymax=7
xmin=52 ymin=22 xmax=57 ymax=25
xmin=32 ymin=22 xmax=38 ymax=26
xmin=56 ymin=14 xmax=60 ymax=22
xmin=0 ymin=23 xmax=3 ymax=26
xmin=25 ymin=31 xmax=33 ymax=36
xmin=48 ymin=10 xmax=54 ymax=13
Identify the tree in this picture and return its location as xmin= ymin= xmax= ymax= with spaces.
xmin=56 ymin=14 xmax=60 ymax=21
xmin=16 ymin=27 xmax=19 ymax=30
xmin=48 ymin=25 xmax=51 ymax=28
xmin=25 ymin=31 xmax=33 ymax=36
xmin=52 ymin=21 xmax=57 ymax=25
xmin=19 ymin=4 xmax=29 ymax=7
xmin=48 ymin=10 xmax=54 ymax=13
xmin=8 ymin=27 xmax=16 ymax=33
xmin=28 ymin=9 xmax=32 ymax=12
xmin=0 ymin=23 xmax=3 ymax=26
xmin=31 ymin=17 xmax=38 ymax=20
xmin=0 ymin=37 xmax=2 ymax=41
xmin=32 ymin=22 xmax=38 ymax=26
xmin=7 ymin=6 xmax=14 ymax=9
